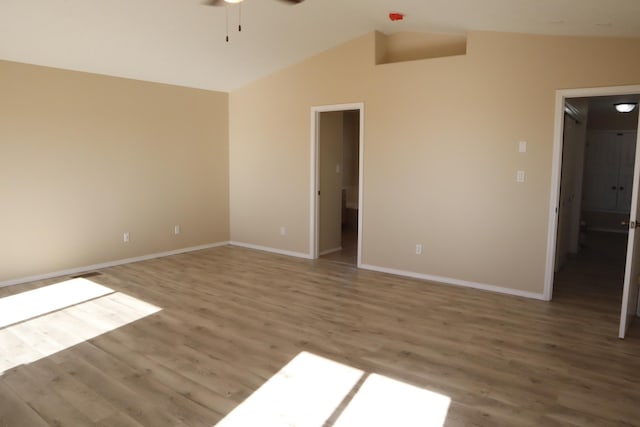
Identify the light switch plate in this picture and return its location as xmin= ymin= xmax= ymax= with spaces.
xmin=519 ymin=141 xmax=527 ymax=153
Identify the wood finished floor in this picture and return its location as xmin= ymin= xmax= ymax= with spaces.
xmin=1 ymin=239 xmax=640 ymax=426
xmin=320 ymin=228 xmax=357 ymax=266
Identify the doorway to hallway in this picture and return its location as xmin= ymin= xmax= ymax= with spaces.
xmin=310 ymin=103 xmax=364 ymax=267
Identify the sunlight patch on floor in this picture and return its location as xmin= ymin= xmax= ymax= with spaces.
xmin=0 ymin=279 xmax=161 ymax=376
xmin=0 ymin=278 xmax=113 ymax=328
xmin=333 ymin=373 xmax=451 ymax=427
xmin=215 ymin=351 xmax=364 ymax=427
xmin=214 ymin=351 xmax=451 ymax=427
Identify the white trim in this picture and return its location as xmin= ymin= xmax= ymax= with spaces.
xmin=545 ymin=84 xmax=640 ymax=301
xmin=319 ymin=247 xmax=342 ymax=256
xmin=309 ymin=107 xmax=319 ymax=259
xmin=0 ymin=241 xmax=230 ymax=289
xmin=356 ymin=107 xmax=365 ymax=268
xmin=360 ymin=264 xmax=546 ymax=300
xmin=309 ymin=102 xmax=365 ymax=268
xmin=619 ymin=104 xmax=640 ymax=338
xmin=230 ymin=241 xmax=313 ymax=259
xmin=543 ymin=90 xmax=566 ymax=300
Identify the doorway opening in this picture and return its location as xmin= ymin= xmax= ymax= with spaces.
xmin=310 ymin=103 xmax=364 ymax=267
xmin=546 ymin=86 xmax=640 ymax=338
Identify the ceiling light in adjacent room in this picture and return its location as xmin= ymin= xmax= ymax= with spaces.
xmin=615 ymin=103 xmax=638 ymax=113
xmin=225 ymin=0 xmax=243 ymax=3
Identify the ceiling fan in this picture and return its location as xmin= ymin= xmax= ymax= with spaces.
xmin=204 ymin=0 xmax=305 ymax=5
xmin=204 ymin=0 xmax=305 ymax=42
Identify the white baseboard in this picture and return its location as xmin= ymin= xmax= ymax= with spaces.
xmin=229 ymin=241 xmax=312 ymax=259
xmin=226 ymin=244 xmax=544 ymax=300
xmin=319 ymin=246 xmax=342 ymax=256
xmin=359 ymin=263 xmax=546 ymax=300
xmin=0 ymin=241 xmax=230 ymax=289
xmin=2 ymin=242 xmax=545 ymax=301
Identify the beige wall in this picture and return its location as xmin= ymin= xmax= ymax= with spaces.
xmin=319 ymin=111 xmax=343 ymax=254
xmin=0 ymin=60 xmax=229 ymax=284
xmin=342 ymin=111 xmax=360 ymax=208
xmin=377 ymin=31 xmax=467 ymax=64
xmin=229 ymin=31 xmax=640 ymax=295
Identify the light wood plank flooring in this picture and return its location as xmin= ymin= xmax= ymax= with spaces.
xmin=320 ymin=228 xmax=357 ymax=265
xmin=1 ymin=244 xmax=640 ymax=426
xmin=553 ymin=231 xmax=628 ymax=321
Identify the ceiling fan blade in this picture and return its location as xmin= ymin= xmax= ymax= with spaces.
xmin=203 ymin=0 xmax=305 ymax=5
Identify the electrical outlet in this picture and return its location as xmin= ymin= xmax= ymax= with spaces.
xmin=516 ymin=170 xmax=526 ymax=183
xmin=280 ymin=226 xmax=286 ymax=236
xmin=519 ymin=140 xmax=527 ymax=153
xmin=174 ymin=225 xmax=180 ymax=235
xmin=415 ymin=244 xmax=422 ymax=255
xmin=123 ymin=232 xmax=130 ymax=243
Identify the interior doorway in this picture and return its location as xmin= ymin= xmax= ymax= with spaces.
xmin=546 ymin=86 xmax=640 ymax=338
xmin=310 ymin=103 xmax=364 ymax=266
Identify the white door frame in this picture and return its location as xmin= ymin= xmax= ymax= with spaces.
xmin=619 ymin=126 xmax=640 ymax=337
xmin=309 ymin=102 xmax=364 ymax=266
xmin=544 ymin=85 xmax=640 ymax=301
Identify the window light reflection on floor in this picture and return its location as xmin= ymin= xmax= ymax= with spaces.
xmin=0 ymin=279 xmax=161 ymax=376
xmin=215 ymin=351 xmax=364 ymax=427
xmin=214 ymin=351 xmax=451 ymax=427
xmin=333 ymin=373 xmax=451 ymax=427
xmin=0 ymin=278 xmax=113 ymax=328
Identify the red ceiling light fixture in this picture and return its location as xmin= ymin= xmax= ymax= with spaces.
xmin=389 ymin=12 xmax=405 ymax=22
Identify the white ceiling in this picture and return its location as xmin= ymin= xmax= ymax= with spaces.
xmin=584 ymin=95 xmax=640 ymax=115
xmin=1 ymin=0 xmax=640 ymax=92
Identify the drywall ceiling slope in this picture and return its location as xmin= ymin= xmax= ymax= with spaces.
xmin=1 ymin=0 xmax=639 ymax=92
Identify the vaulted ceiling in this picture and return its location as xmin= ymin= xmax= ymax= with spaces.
xmin=1 ymin=0 xmax=639 ymax=92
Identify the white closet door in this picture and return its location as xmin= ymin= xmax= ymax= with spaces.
xmin=619 ymin=129 xmax=640 ymax=339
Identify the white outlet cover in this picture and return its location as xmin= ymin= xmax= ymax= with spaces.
xmin=519 ymin=141 xmax=527 ymax=153
xmin=516 ymin=170 xmax=526 ymax=182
